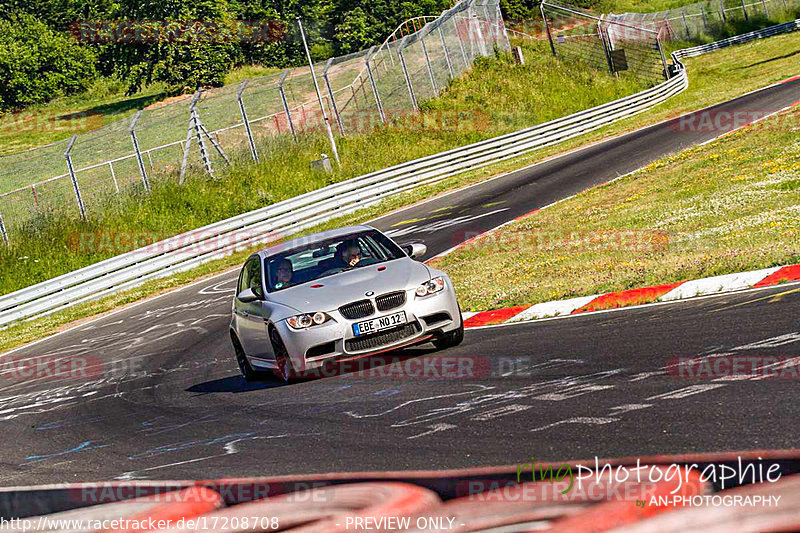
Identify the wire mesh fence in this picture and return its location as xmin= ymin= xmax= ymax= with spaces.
xmin=607 ymin=0 xmax=800 ymax=41
xmin=541 ymin=1 xmax=670 ymax=83
xmin=0 ymin=0 xmax=509 ymax=242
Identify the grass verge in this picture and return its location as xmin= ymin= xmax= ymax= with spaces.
xmin=432 ymin=105 xmax=800 ymax=309
xmin=0 ymin=30 xmax=798 ymax=353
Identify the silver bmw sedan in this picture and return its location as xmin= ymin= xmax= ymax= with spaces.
xmin=230 ymin=225 xmax=464 ymax=382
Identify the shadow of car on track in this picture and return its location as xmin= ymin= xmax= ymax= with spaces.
xmin=187 ymin=345 xmax=446 ymax=394
xmin=185 ymin=375 xmax=283 ymax=394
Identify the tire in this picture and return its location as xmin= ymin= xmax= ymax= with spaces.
xmin=433 ymin=309 xmax=464 ymax=350
xmin=270 ymin=328 xmax=296 ymax=384
xmin=232 ymin=333 xmax=263 ymax=382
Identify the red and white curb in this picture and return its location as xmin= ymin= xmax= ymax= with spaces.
xmin=461 ymin=263 xmax=800 ymax=328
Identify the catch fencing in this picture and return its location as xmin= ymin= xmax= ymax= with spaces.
xmin=540 ymin=1 xmax=671 ymax=83
xmin=607 ymin=0 xmax=800 ymax=41
xmin=0 ymin=0 xmax=509 ymax=243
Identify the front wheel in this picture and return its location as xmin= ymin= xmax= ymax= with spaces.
xmin=270 ymin=329 xmax=296 ymax=384
xmin=433 ymin=310 xmax=464 ymax=350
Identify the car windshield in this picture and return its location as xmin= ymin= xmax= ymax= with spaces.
xmin=264 ymin=230 xmax=405 ymax=292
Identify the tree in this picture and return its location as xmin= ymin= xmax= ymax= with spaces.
xmin=0 ymin=14 xmax=97 ymax=110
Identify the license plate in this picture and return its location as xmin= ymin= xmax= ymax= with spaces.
xmin=353 ymin=311 xmax=407 ymax=336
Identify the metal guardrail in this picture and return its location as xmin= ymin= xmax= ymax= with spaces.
xmin=1 ymin=19 xmax=796 ymax=328
xmin=671 ymin=18 xmax=800 ymax=59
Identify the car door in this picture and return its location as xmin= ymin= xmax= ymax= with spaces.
xmin=234 ymin=256 xmax=271 ymax=359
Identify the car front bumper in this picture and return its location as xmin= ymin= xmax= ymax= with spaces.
xmin=267 ymin=286 xmax=462 ymax=372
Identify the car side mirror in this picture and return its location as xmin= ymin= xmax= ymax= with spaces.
xmin=237 ymin=288 xmax=261 ymax=303
xmin=402 ymin=242 xmax=427 ymax=259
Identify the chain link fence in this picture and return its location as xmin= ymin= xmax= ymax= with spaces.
xmin=607 ymin=0 xmax=800 ymax=41
xmin=541 ymin=1 xmax=671 ymax=83
xmin=0 ymin=0 xmax=510 ymax=244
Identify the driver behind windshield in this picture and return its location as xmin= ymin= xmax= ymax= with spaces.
xmin=340 ymin=242 xmax=362 ymax=268
xmin=274 ymin=258 xmax=293 ymax=289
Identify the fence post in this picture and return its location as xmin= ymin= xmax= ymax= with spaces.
xmin=453 ymin=16 xmax=469 ymax=66
xmin=473 ymin=13 xmax=488 ymax=56
xmin=64 ymin=135 xmax=86 ymax=220
xmin=656 ymin=33 xmax=670 ymax=79
xmin=701 ymin=6 xmax=709 ymax=31
xmin=420 ymin=30 xmax=439 ymax=95
xmin=740 ymin=0 xmax=749 ymax=20
xmin=0 ymin=211 xmax=8 ymax=245
xmin=541 ymin=4 xmax=557 ymax=56
xmin=720 ymin=0 xmax=727 ymax=22
xmin=681 ymin=8 xmax=691 ymax=38
xmin=237 ymin=80 xmax=259 ymax=162
xmin=191 ymin=92 xmax=214 ymax=177
xmin=323 ymin=58 xmax=345 ymax=134
xmin=438 ymin=26 xmax=455 ymax=79
xmin=278 ymin=70 xmax=298 ymax=143
xmin=365 ymin=46 xmax=387 ymax=124
xmin=761 ymin=0 xmax=768 ymax=15
xmin=397 ymin=37 xmax=419 ymax=112
xmin=598 ymin=16 xmax=616 ymax=76
xmin=108 ymin=162 xmax=119 ymax=193
xmin=179 ymin=91 xmax=200 ymax=185
xmin=129 ymin=111 xmax=150 ymax=192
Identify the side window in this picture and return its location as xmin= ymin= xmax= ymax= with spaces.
xmin=247 ymin=257 xmax=264 ymax=299
xmin=237 ymin=261 xmax=251 ymax=296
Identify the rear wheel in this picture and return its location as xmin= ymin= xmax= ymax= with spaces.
xmin=232 ymin=334 xmax=263 ymax=382
xmin=433 ymin=309 xmax=464 ymax=350
xmin=270 ymin=329 xmax=296 ymax=384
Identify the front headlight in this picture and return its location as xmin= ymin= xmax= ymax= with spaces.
xmin=415 ymin=276 xmax=445 ymax=297
xmin=287 ymin=312 xmax=332 ymax=329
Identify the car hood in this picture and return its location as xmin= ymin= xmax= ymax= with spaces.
xmin=266 ymin=258 xmax=432 ymax=313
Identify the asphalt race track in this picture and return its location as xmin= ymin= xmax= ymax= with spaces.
xmin=0 ymin=79 xmax=797 ymax=486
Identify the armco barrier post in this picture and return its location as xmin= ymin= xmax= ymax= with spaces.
xmin=365 ymin=47 xmax=387 ymax=124
xmin=129 ymin=111 xmax=150 ymax=192
xmin=0 ymin=211 xmax=8 ymax=245
xmin=420 ymin=30 xmax=439 ymax=95
xmin=541 ymin=4 xmax=557 ymax=56
xmin=64 ymin=135 xmax=86 ymax=220
xmin=323 ymin=58 xmax=345 ymax=134
xmin=397 ymin=37 xmax=419 ymax=112
xmin=237 ymin=80 xmax=259 ymax=162
xmin=438 ymin=26 xmax=455 ymax=79
xmin=278 ymin=70 xmax=298 ymax=143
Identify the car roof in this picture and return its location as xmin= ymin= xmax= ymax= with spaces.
xmin=256 ymin=225 xmax=378 ymax=258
